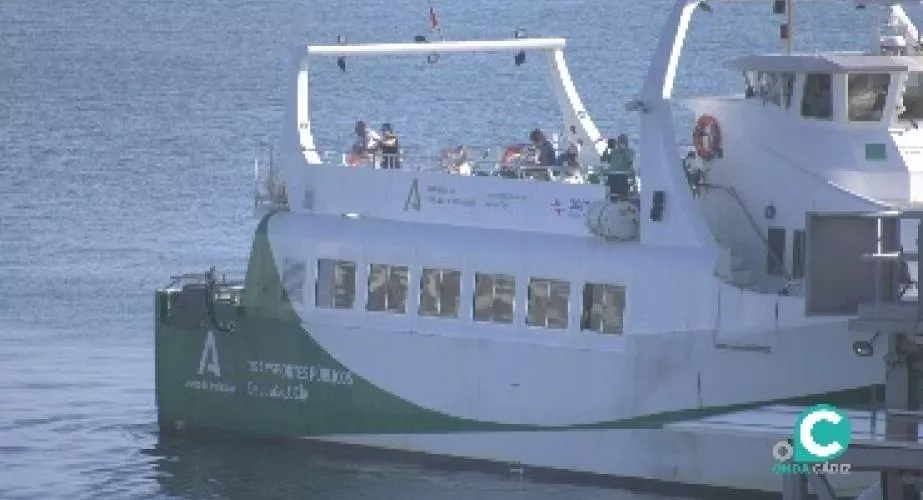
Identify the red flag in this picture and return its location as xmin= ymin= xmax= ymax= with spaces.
xmin=429 ymin=5 xmax=439 ymax=31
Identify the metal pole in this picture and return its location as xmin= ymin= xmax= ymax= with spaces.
xmin=882 ymin=332 xmax=921 ymax=500
xmin=917 ymin=220 xmax=923 ymax=320
xmin=875 ymin=217 xmax=884 ymax=317
xmin=786 ymin=0 xmax=793 ymax=54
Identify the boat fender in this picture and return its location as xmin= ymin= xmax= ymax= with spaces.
xmin=692 ymin=114 xmax=722 ymax=161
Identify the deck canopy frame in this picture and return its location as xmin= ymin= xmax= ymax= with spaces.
xmin=296 ymin=38 xmax=605 ymax=165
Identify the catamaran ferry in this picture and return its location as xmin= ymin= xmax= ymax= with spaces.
xmin=155 ymin=0 xmax=923 ymax=495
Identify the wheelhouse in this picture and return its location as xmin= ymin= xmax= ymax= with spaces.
xmin=727 ymin=53 xmax=923 ymax=127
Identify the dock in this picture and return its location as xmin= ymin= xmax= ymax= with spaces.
xmin=783 ymin=211 xmax=923 ymax=500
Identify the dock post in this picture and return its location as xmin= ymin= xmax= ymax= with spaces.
xmin=782 ymin=472 xmax=809 ymax=500
xmin=882 ymin=331 xmax=921 ymax=500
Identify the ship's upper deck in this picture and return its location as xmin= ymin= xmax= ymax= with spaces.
xmin=255 ymin=149 xmax=644 ymax=240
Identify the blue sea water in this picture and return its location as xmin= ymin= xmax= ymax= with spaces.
xmin=0 ymin=0 xmax=916 ymax=498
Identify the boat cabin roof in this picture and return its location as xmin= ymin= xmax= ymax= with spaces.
xmin=726 ymin=52 xmax=923 ymax=74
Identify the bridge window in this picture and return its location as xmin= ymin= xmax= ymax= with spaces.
xmin=282 ymin=257 xmax=306 ymax=304
xmin=848 ymin=73 xmax=890 ymax=122
xmin=473 ymin=273 xmax=515 ymax=324
xmin=801 ymin=73 xmax=833 ymax=120
xmin=367 ymin=264 xmax=408 ymax=314
xmin=316 ymin=259 xmax=356 ymax=309
xmin=758 ymin=71 xmax=795 ymax=108
xmin=526 ymin=278 xmax=570 ymax=329
xmin=767 ymin=227 xmax=786 ymax=277
xmin=899 ymin=72 xmax=923 ymax=121
xmin=419 ymin=267 xmax=460 ymax=318
xmin=580 ymin=283 xmax=625 ymax=334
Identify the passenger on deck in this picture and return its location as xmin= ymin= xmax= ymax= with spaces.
xmin=530 ymin=129 xmax=556 ymax=167
xmin=352 ymin=120 xmax=381 ymax=160
xmin=443 ymin=145 xmax=472 ymax=175
xmin=600 ymin=134 xmax=636 ymax=199
xmin=378 ymin=123 xmax=401 ymax=169
xmin=557 ymin=139 xmax=581 ymax=168
xmin=601 ymin=134 xmax=635 ymax=175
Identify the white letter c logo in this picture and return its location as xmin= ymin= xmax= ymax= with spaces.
xmin=800 ymin=410 xmax=843 ymax=459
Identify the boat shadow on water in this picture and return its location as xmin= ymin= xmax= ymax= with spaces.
xmin=144 ymin=430 xmax=778 ymax=500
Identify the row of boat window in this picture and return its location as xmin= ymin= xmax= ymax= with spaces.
xmin=745 ymin=71 xmax=896 ymax=122
xmin=283 ymin=258 xmax=625 ymax=334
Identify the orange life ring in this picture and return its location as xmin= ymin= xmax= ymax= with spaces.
xmin=692 ymin=114 xmax=722 ymax=161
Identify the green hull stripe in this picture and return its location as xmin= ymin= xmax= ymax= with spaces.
xmin=154 ymin=212 xmax=874 ymax=438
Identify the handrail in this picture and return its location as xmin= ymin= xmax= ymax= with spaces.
xmin=306 ymin=146 xmax=614 ymax=179
xmin=701 ymin=182 xmax=793 ymax=283
xmin=306 ymin=38 xmax=567 ymax=57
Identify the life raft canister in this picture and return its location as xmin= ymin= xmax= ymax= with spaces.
xmin=692 ymin=114 xmax=722 ymax=161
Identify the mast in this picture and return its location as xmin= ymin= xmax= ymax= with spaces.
xmin=776 ymin=0 xmax=794 ymax=54
xmin=785 ymin=0 xmax=793 ymax=54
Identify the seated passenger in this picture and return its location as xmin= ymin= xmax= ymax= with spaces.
xmin=351 ymin=120 xmax=381 ymax=163
xmin=443 ymin=145 xmax=472 ymax=175
xmin=557 ymin=139 xmax=581 ymax=168
xmin=529 ymin=129 xmax=556 ymax=167
xmin=378 ymin=123 xmax=401 ymax=169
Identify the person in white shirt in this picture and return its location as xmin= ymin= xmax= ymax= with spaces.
xmin=351 ymin=120 xmax=381 ymax=163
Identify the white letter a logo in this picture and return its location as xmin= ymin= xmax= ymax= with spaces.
xmin=198 ymin=331 xmax=221 ymax=377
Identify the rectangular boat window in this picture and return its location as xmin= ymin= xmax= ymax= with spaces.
xmin=366 ymin=264 xmax=408 ymax=314
xmin=792 ymin=229 xmax=806 ymax=279
xmin=419 ymin=267 xmax=461 ymax=318
xmin=315 ymin=259 xmax=356 ymax=309
xmin=801 ymin=73 xmax=833 ymax=120
xmin=282 ymin=257 xmax=306 ymax=304
xmin=526 ymin=277 xmax=570 ymax=329
xmin=767 ymin=227 xmax=786 ymax=276
xmin=899 ymin=72 xmax=923 ymax=121
xmin=473 ymin=273 xmax=515 ymax=324
xmin=580 ymin=283 xmax=625 ymax=334
xmin=756 ymin=72 xmax=793 ymax=107
xmin=848 ymin=73 xmax=890 ymax=122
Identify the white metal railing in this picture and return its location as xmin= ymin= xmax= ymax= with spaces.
xmin=306 ymin=144 xmax=626 ymax=185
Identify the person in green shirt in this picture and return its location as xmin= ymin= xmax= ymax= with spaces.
xmin=600 ymin=134 xmax=635 ymax=175
xmin=598 ymin=134 xmax=636 ymax=197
